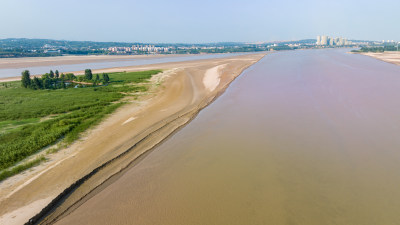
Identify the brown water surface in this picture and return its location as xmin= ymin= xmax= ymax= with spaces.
xmin=56 ymin=49 xmax=400 ymax=225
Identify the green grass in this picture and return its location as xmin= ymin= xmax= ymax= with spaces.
xmin=0 ymin=156 xmax=46 ymax=181
xmin=0 ymin=70 xmax=161 ymax=173
xmin=0 ymin=86 xmax=122 ymax=121
xmin=108 ymin=70 xmax=161 ymax=84
xmin=0 ymin=118 xmax=41 ymax=134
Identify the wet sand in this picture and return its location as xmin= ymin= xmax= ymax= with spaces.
xmin=361 ymin=51 xmax=400 ymax=65
xmin=0 ymin=53 xmax=265 ymax=224
xmin=53 ymin=49 xmax=400 ymax=225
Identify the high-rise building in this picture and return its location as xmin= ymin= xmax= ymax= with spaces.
xmin=329 ymin=38 xmax=334 ymax=46
xmin=335 ymin=37 xmax=340 ymax=45
xmin=337 ymin=37 xmax=344 ymax=46
xmin=321 ymin=35 xmax=328 ymax=45
xmin=316 ymin=35 xmax=352 ymax=46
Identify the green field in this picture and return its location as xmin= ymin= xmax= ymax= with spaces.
xmin=0 ymin=70 xmax=161 ymax=180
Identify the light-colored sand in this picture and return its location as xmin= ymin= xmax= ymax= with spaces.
xmin=0 ymin=53 xmax=265 ymax=225
xmin=361 ymin=52 xmax=400 ymax=66
xmin=0 ymin=197 xmax=53 ymax=225
xmin=203 ymin=64 xmax=226 ymax=92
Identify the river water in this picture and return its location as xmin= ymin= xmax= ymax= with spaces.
xmin=0 ymin=53 xmax=246 ymax=78
xmin=56 ymin=49 xmax=400 ymax=225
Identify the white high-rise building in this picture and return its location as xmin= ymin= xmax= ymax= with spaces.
xmin=321 ymin=35 xmax=328 ymax=45
xmin=316 ymin=35 xmax=352 ymax=46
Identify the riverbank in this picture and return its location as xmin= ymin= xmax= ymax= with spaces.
xmin=0 ymin=53 xmax=265 ymax=225
xmin=360 ymin=52 xmax=400 ymax=66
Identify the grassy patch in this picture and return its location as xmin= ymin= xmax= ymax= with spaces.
xmin=0 ymin=156 xmax=46 ymax=182
xmin=108 ymin=70 xmax=162 ymax=84
xmin=0 ymin=118 xmax=41 ymax=134
xmin=0 ymin=70 xmax=161 ymax=172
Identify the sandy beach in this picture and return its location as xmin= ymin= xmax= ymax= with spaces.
xmin=0 ymin=53 xmax=265 ymax=224
xmin=360 ymin=52 xmax=400 ymax=66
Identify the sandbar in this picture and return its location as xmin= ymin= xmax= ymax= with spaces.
xmin=360 ymin=52 xmax=400 ymax=66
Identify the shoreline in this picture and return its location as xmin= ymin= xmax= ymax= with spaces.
xmin=358 ymin=52 xmax=400 ymax=66
xmin=0 ymin=54 xmax=189 ymax=69
xmin=0 ymin=53 xmax=265 ymax=225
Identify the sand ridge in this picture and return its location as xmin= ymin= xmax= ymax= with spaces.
xmin=0 ymin=53 xmax=265 ymax=225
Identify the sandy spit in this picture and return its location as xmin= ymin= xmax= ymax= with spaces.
xmin=0 ymin=53 xmax=265 ymax=225
xmin=360 ymin=52 xmax=400 ymax=66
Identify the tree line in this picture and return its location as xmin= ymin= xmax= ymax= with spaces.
xmin=21 ymin=69 xmax=110 ymax=90
xmin=353 ymin=45 xmax=400 ymax=53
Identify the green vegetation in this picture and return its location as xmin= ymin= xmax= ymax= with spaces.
xmin=0 ymin=156 xmax=46 ymax=181
xmin=352 ymin=45 xmax=400 ymax=53
xmin=0 ymin=69 xmax=161 ymax=176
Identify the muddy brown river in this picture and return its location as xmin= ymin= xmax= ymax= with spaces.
xmin=56 ymin=49 xmax=400 ymax=225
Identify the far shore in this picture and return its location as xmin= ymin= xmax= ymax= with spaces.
xmin=0 ymin=53 xmax=243 ymax=82
xmin=0 ymin=54 xmax=185 ymax=69
xmin=0 ymin=53 xmax=265 ymax=225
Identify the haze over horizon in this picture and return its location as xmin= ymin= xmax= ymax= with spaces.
xmin=1 ymin=0 xmax=399 ymax=43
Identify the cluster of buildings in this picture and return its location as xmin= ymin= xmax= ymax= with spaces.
xmin=108 ymin=45 xmax=170 ymax=54
xmin=381 ymin=40 xmax=397 ymax=44
xmin=316 ymin=36 xmax=353 ymax=46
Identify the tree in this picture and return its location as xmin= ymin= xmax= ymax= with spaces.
xmin=32 ymin=77 xmax=42 ymax=90
xmin=43 ymin=78 xmax=52 ymax=89
xmin=95 ymin=74 xmax=100 ymax=81
xmin=55 ymin=70 xmax=59 ymax=78
xmin=102 ymin=73 xmax=110 ymax=83
xmin=61 ymin=73 xmax=66 ymax=80
xmin=21 ymin=70 xmax=31 ymax=88
xmin=66 ymin=73 xmax=75 ymax=81
xmin=42 ymin=73 xmax=49 ymax=79
xmin=49 ymin=70 xmax=54 ymax=78
xmin=85 ymin=69 xmax=93 ymax=80
xmin=61 ymin=81 xmax=66 ymax=89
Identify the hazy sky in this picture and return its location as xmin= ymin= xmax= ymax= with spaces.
xmin=1 ymin=0 xmax=399 ymax=43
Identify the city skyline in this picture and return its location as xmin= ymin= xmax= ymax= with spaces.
xmin=1 ymin=0 xmax=400 ymax=43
